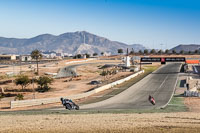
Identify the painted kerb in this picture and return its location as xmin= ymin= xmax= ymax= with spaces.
xmin=11 ymin=70 xmax=144 ymax=109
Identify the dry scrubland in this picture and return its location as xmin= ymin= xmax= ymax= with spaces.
xmin=1 ymin=59 xmax=133 ymax=109
xmin=1 ymin=55 xmax=200 ymax=132
xmin=1 ymin=113 xmax=200 ymax=133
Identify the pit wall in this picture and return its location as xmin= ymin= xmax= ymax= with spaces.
xmin=11 ymin=70 xmax=144 ymax=109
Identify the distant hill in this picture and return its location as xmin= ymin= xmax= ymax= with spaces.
xmin=0 ymin=31 xmax=147 ymax=55
xmin=170 ymin=44 xmax=200 ymax=53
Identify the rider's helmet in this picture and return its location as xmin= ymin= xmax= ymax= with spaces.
xmin=60 ymin=97 xmax=63 ymax=101
xmin=149 ymin=95 xmax=152 ymax=100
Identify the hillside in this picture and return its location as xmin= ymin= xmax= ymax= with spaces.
xmin=0 ymin=31 xmax=147 ymax=55
xmin=170 ymin=44 xmax=200 ymax=53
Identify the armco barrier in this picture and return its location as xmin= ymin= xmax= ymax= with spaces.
xmin=10 ymin=70 xmax=144 ymax=109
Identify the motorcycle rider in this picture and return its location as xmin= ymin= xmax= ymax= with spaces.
xmin=149 ymin=95 xmax=155 ymax=105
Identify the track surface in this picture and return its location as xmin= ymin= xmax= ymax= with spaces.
xmin=81 ymin=63 xmax=181 ymax=110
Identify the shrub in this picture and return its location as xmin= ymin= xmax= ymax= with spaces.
xmin=36 ymin=76 xmax=53 ymax=93
xmin=15 ymin=75 xmax=31 ymax=90
xmin=0 ymin=94 xmax=4 ymax=101
xmin=15 ymin=94 xmax=24 ymax=100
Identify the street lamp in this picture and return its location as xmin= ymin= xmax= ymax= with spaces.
xmin=31 ymin=67 xmax=35 ymax=99
xmin=160 ymin=44 xmax=164 ymax=56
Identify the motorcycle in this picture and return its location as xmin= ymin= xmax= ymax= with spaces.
xmin=60 ymin=98 xmax=79 ymax=110
xmin=148 ymin=95 xmax=155 ymax=105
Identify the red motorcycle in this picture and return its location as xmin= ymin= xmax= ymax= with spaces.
xmin=149 ymin=95 xmax=155 ymax=105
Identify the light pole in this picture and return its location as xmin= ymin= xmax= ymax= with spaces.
xmin=20 ymin=55 xmax=22 ymax=75
xmin=160 ymin=44 xmax=164 ymax=56
xmin=31 ymin=67 xmax=35 ymax=99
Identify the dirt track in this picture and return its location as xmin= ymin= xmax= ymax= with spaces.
xmin=1 ymin=112 xmax=200 ymax=133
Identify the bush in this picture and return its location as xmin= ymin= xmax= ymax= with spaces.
xmin=0 ymin=94 xmax=4 ymax=101
xmin=36 ymin=76 xmax=53 ymax=93
xmin=35 ymin=85 xmax=51 ymax=93
xmin=14 ymin=94 xmax=24 ymax=100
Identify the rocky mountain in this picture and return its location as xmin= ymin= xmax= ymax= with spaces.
xmin=170 ymin=44 xmax=200 ymax=53
xmin=0 ymin=31 xmax=147 ymax=55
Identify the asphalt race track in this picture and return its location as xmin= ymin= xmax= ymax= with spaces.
xmin=81 ymin=63 xmax=182 ymax=110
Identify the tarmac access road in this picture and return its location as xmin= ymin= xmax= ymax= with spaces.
xmin=81 ymin=63 xmax=182 ymax=110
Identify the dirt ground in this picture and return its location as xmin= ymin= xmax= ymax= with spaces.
xmin=0 ymin=112 xmax=200 ymax=133
xmin=0 ymin=59 xmax=134 ymax=109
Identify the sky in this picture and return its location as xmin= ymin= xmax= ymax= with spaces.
xmin=0 ymin=0 xmax=200 ymax=49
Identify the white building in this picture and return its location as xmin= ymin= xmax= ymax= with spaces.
xmin=21 ymin=55 xmax=32 ymax=61
xmin=0 ymin=55 xmax=17 ymax=61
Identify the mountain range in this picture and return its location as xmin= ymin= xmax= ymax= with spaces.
xmin=0 ymin=31 xmax=147 ymax=55
xmin=170 ymin=44 xmax=200 ymax=53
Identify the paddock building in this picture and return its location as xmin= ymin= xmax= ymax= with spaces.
xmin=0 ymin=55 xmax=17 ymax=61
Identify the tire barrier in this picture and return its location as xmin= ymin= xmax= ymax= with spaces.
xmin=10 ymin=70 xmax=144 ymax=109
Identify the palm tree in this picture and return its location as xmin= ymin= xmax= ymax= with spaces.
xmin=31 ymin=49 xmax=42 ymax=75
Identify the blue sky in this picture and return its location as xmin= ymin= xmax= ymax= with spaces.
xmin=0 ymin=0 xmax=200 ymax=49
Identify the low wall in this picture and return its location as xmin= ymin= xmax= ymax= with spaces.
xmin=65 ymin=58 xmax=96 ymax=65
xmin=11 ymin=70 xmax=144 ymax=109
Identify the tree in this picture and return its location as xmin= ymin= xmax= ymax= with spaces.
xmin=36 ymin=76 xmax=53 ymax=92
xmin=15 ymin=75 xmax=31 ymax=90
xmin=93 ymin=53 xmax=98 ymax=56
xmin=180 ymin=50 xmax=185 ymax=55
xmin=85 ymin=53 xmax=90 ymax=58
xmin=118 ymin=49 xmax=123 ymax=55
xmin=130 ymin=49 xmax=135 ymax=55
xmin=188 ymin=51 xmax=192 ymax=55
xmin=158 ymin=49 xmax=163 ymax=54
xmin=150 ymin=49 xmax=156 ymax=54
xmin=31 ymin=49 xmax=42 ymax=75
xmin=73 ymin=54 xmax=82 ymax=59
xmin=194 ymin=50 xmax=199 ymax=54
xmin=144 ymin=49 xmax=149 ymax=55
xmin=101 ymin=52 xmax=104 ymax=56
xmin=138 ymin=50 xmax=143 ymax=55
xmin=172 ymin=50 xmax=176 ymax=54
xmin=165 ymin=49 xmax=169 ymax=54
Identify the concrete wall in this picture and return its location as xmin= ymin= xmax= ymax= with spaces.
xmin=65 ymin=58 xmax=96 ymax=65
xmin=11 ymin=70 xmax=144 ymax=109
